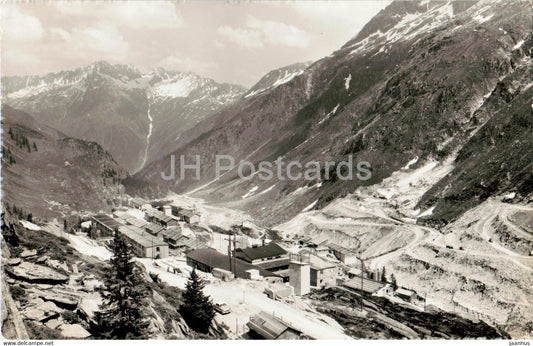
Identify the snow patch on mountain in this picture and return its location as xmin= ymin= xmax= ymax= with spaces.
xmin=272 ymin=69 xmax=305 ymax=88
xmin=513 ymin=40 xmax=525 ymax=50
xmin=318 ymin=104 xmax=340 ymax=124
xmin=151 ymin=75 xmax=197 ymax=98
xmin=344 ymin=74 xmax=352 ymax=90
xmin=7 ymin=74 xmax=87 ymax=99
xmin=241 ymin=186 xmax=259 ymax=199
xmin=403 ymin=156 xmax=419 ymax=170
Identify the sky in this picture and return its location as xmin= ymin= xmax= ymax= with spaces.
xmin=0 ymin=1 xmax=389 ymax=87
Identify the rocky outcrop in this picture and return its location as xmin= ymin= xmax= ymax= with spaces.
xmin=5 ymin=262 xmax=69 ymax=284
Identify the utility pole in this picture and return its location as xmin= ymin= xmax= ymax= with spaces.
xmin=228 ymin=234 xmax=233 ymax=274
xmin=233 ymin=232 xmax=237 ymax=274
xmin=360 ymin=256 xmax=365 ymax=311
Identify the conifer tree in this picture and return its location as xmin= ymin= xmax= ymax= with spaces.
xmin=381 ymin=266 xmax=388 ymax=283
xmin=96 ymin=229 xmax=150 ymax=339
xmin=180 ymin=269 xmax=215 ymax=333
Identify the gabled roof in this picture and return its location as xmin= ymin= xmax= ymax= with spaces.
xmin=145 ymin=223 xmax=165 ymax=235
xmin=125 ymin=217 xmax=148 ymax=228
xmin=309 ymin=234 xmax=330 ymax=246
xmin=118 ymin=225 xmax=167 ymax=248
xmin=327 ymin=243 xmax=358 ymax=255
xmin=156 ymin=214 xmax=175 ymax=223
xmin=90 ymin=214 xmax=121 ymax=230
xmin=247 ymin=311 xmax=302 ymax=339
xmin=235 ymin=243 xmax=287 ymax=262
xmin=161 ymin=228 xmax=182 ymax=242
xmin=396 ymin=288 xmax=415 ymax=297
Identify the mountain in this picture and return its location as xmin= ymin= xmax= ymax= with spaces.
xmin=1 ymin=104 xmax=128 ymax=218
xmin=2 ymin=62 xmax=246 ymax=173
xmin=132 ymin=0 xmax=532 ymax=227
xmin=244 ymin=62 xmax=311 ymax=98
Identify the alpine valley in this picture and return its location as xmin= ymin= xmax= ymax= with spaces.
xmin=2 ymin=0 xmax=533 ymax=340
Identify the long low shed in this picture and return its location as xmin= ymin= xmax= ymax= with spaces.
xmin=186 ymin=248 xmax=279 ymax=279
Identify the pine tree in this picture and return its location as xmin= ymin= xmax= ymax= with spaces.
xmin=180 ymin=269 xmax=215 ymax=333
xmin=33 ymin=142 xmax=37 ymax=151
xmin=96 ymin=229 xmax=150 ymax=339
xmin=381 ymin=266 xmax=388 ymax=283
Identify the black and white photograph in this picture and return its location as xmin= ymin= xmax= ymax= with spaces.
xmin=0 ymin=0 xmax=532 ymax=343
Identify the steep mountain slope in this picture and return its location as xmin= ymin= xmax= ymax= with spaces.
xmin=244 ymin=62 xmax=311 ymax=98
xmin=417 ymin=51 xmax=533 ymax=226
xmin=1 ymin=105 xmax=128 ymax=218
xmin=2 ymin=62 xmax=246 ymax=172
xmin=133 ymin=0 xmax=532 ymax=227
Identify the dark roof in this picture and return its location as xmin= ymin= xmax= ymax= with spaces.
xmin=255 ymin=258 xmax=290 ymax=270
xmin=145 ymin=223 xmax=165 ymax=235
xmin=235 ymin=243 xmax=287 ymax=262
xmin=186 ymin=248 xmax=278 ymax=278
xmin=91 ymin=214 xmax=121 ymax=230
xmin=161 ymin=228 xmax=182 ymax=242
xmin=247 ymin=311 xmax=302 ymax=339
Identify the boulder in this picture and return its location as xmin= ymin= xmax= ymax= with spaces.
xmin=46 ymin=259 xmax=70 ymax=273
xmin=26 ymin=297 xmax=45 ymax=306
xmin=58 ymin=323 xmax=91 ymax=339
xmin=23 ymin=301 xmax=62 ymax=322
xmin=5 ymin=262 xmax=69 ymax=284
xmin=5 ymin=258 xmax=21 ymax=266
xmin=36 ymin=255 xmax=49 ymax=264
xmin=82 ymin=277 xmax=102 ymax=292
xmin=20 ymin=249 xmax=37 ymax=258
xmin=77 ymin=296 xmax=101 ymax=325
xmin=32 ymin=289 xmax=79 ymax=310
xmin=45 ymin=318 xmax=63 ymax=330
